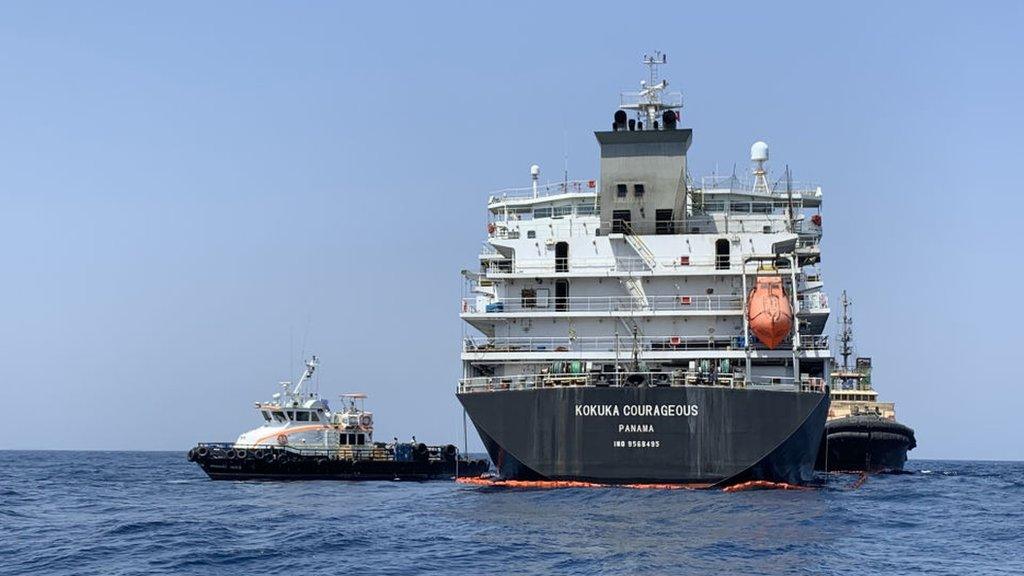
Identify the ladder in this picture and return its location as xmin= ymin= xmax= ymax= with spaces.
xmin=622 ymin=222 xmax=657 ymax=270
xmin=619 ymin=276 xmax=650 ymax=310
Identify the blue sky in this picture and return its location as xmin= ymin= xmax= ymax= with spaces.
xmin=1 ymin=2 xmax=1020 ymax=459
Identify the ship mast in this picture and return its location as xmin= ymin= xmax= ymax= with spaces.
xmin=839 ymin=291 xmax=854 ymax=371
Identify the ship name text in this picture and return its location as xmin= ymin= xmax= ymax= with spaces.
xmin=574 ymin=404 xmax=698 ymax=417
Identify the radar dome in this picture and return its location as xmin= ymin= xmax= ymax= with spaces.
xmin=750 ymin=141 xmax=769 ymax=163
xmin=530 ymin=164 xmax=540 ymax=177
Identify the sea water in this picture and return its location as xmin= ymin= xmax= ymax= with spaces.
xmin=1 ymin=452 xmax=1021 ymax=575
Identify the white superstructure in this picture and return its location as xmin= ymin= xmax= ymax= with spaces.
xmin=460 ymin=54 xmax=832 ymax=394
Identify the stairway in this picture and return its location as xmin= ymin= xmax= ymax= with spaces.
xmin=619 ymin=276 xmax=650 ymax=310
xmin=622 ymin=222 xmax=657 ymax=270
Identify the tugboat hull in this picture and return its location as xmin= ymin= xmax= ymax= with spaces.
xmin=189 ymin=445 xmax=490 ymax=481
xmin=458 ymin=386 xmax=829 ymax=486
xmin=815 ymin=415 xmax=917 ymax=472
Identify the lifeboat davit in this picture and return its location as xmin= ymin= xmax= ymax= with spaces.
xmin=747 ymin=276 xmax=793 ymax=349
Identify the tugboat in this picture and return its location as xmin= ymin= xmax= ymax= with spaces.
xmin=189 ymin=356 xmax=490 ymax=480
xmin=816 ymin=292 xmax=916 ymax=472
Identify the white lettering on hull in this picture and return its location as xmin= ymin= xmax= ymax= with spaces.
xmin=575 ymin=404 xmax=698 ymax=417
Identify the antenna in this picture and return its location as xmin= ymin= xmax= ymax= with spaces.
xmin=530 ymin=164 xmax=540 ymax=198
xmin=785 ymin=165 xmax=794 ymax=233
xmin=839 ymin=292 xmax=854 ymax=372
xmin=620 ymin=52 xmax=681 ymax=130
xmin=291 ymin=355 xmax=319 ymax=396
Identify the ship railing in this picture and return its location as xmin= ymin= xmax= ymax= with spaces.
xmin=486 ymin=213 xmax=819 ymax=239
xmin=488 ymin=217 xmax=601 ymax=240
xmin=487 ymin=179 xmax=597 ymax=204
xmin=194 ymin=442 xmax=454 ymax=462
xmin=699 ymin=175 xmax=821 ymax=196
xmin=463 ymin=293 xmax=828 ymax=314
xmin=458 ymin=372 xmax=820 ymax=394
xmin=462 ymin=334 xmax=829 ymax=353
xmin=461 ymin=294 xmax=743 ymax=314
xmin=485 ymin=255 xmax=748 ymax=274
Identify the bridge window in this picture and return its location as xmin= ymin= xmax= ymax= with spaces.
xmin=310 ymin=411 xmax=320 ymax=422
xmin=616 ymin=184 xmax=628 ymax=198
xmin=527 ymin=230 xmax=536 ymax=239
xmin=357 ymin=434 xmax=366 ymax=445
xmin=634 ymin=183 xmax=645 ymax=198
xmin=261 ymin=411 xmax=271 ymax=422
xmin=296 ymin=411 xmax=309 ymax=422
xmin=272 ymin=411 xmax=286 ymax=423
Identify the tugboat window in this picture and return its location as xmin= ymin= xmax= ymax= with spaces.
xmin=272 ymin=411 xmax=286 ymax=423
xmin=310 ymin=411 xmax=320 ymax=422
xmin=261 ymin=411 xmax=271 ymax=422
xmin=357 ymin=434 xmax=365 ymax=445
xmin=340 ymin=434 xmax=348 ymax=445
xmin=616 ymin=184 xmax=628 ymax=198
xmin=634 ymin=183 xmax=645 ymax=198
xmin=296 ymin=411 xmax=309 ymax=422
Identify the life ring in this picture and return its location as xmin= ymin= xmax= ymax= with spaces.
xmin=360 ymin=415 xmax=372 ymax=427
xmin=187 ymin=448 xmax=196 ymax=462
xmin=253 ymin=449 xmax=266 ymax=460
xmin=226 ymin=449 xmax=237 ymax=459
xmin=236 ymin=449 xmax=247 ymax=460
xmin=196 ymin=447 xmax=208 ymax=458
xmin=277 ymin=434 xmax=288 ymax=446
xmin=487 ymin=223 xmax=496 ymax=234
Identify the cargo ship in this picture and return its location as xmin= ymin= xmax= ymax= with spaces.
xmin=815 ymin=292 xmax=917 ymax=472
xmin=190 ymin=356 xmax=489 ymax=480
xmin=457 ymin=53 xmax=832 ymax=487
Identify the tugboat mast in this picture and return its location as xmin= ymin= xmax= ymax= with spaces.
xmin=839 ymin=291 xmax=854 ymax=372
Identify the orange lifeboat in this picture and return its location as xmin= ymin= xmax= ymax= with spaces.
xmin=747 ymin=276 xmax=792 ymax=349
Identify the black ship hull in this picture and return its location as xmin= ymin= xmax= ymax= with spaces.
xmin=458 ymin=386 xmax=829 ymax=486
xmin=189 ymin=444 xmax=490 ymax=481
xmin=814 ymin=415 xmax=917 ymax=473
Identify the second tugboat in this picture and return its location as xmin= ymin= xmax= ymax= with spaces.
xmin=189 ymin=357 xmax=490 ymax=480
xmin=815 ymin=292 xmax=917 ymax=472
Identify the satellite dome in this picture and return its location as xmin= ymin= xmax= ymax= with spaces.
xmin=530 ymin=164 xmax=540 ymax=177
xmin=750 ymin=141 xmax=769 ymax=163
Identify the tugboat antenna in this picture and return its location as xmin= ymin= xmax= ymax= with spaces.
xmin=291 ymin=355 xmax=319 ymax=396
xmin=839 ymin=292 xmax=854 ymax=373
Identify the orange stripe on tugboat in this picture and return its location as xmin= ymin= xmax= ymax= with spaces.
xmin=252 ymin=425 xmax=330 ymax=446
